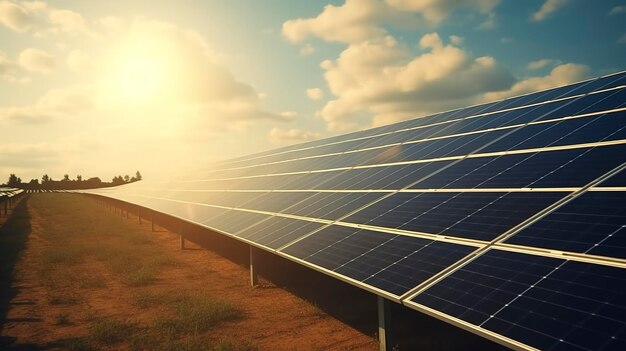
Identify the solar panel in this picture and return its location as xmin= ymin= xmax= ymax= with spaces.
xmin=76 ymin=70 xmax=626 ymax=350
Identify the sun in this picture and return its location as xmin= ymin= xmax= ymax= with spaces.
xmin=118 ymin=56 xmax=165 ymax=102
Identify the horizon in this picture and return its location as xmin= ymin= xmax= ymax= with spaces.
xmin=1 ymin=0 xmax=625 ymax=181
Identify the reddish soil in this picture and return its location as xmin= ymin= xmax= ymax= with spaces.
xmin=0 ymin=197 xmax=377 ymax=350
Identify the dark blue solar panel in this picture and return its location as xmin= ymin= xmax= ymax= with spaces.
xmin=482 ymin=110 xmax=626 ymax=153
xmin=599 ymin=168 xmax=626 ymax=187
xmin=282 ymin=192 xmax=383 ymax=220
xmin=237 ymin=216 xmax=324 ymax=249
xmin=236 ymin=192 xmax=315 ymax=213
xmin=317 ymin=161 xmax=451 ymax=190
xmin=413 ymin=249 xmax=626 ymax=351
xmin=344 ymin=192 xmax=565 ymax=241
xmin=281 ymin=226 xmax=475 ymax=296
xmin=505 ymin=191 xmax=626 ymax=259
xmin=411 ymin=144 xmax=626 ymax=189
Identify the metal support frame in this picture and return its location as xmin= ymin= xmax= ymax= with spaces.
xmin=151 ymin=212 xmax=155 ymax=232
xmin=249 ymin=245 xmax=258 ymax=286
xmin=378 ymin=296 xmax=393 ymax=351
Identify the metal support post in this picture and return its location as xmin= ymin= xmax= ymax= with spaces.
xmin=151 ymin=212 xmax=155 ymax=232
xmin=378 ymin=296 xmax=393 ymax=351
xmin=250 ymin=245 xmax=258 ymax=286
xmin=179 ymin=223 xmax=185 ymax=250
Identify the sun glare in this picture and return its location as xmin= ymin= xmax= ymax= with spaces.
xmin=118 ymin=57 xmax=164 ymax=102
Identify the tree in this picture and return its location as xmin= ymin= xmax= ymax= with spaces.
xmin=63 ymin=174 xmax=70 ymax=182
xmin=112 ymin=175 xmax=125 ymax=185
xmin=135 ymin=171 xmax=142 ymax=181
xmin=77 ymin=175 xmax=82 ymax=182
xmin=124 ymin=174 xmax=130 ymax=183
xmin=8 ymin=174 xmax=20 ymax=187
xmin=42 ymin=174 xmax=50 ymax=183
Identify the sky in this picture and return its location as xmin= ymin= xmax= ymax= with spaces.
xmin=0 ymin=0 xmax=625 ymax=183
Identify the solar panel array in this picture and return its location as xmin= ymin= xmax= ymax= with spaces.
xmin=78 ymin=71 xmax=626 ymax=351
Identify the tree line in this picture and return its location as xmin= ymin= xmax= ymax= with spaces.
xmin=3 ymin=171 xmax=142 ymax=190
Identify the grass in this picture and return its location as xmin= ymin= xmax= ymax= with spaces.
xmin=153 ymin=292 xmax=242 ymax=335
xmin=89 ymin=318 xmax=138 ymax=345
xmin=55 ymin=312 xmax=71 ymax=325
xmin=22 ymin=193 xmax=250 ymax=351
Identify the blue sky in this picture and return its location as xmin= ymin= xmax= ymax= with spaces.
xmin=0 ymin=0 xmax=625 ymax=182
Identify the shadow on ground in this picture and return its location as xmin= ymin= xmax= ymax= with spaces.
xmin=0 ymin=196 xmax=32 ymax=349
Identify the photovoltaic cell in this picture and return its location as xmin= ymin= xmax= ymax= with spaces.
xmin=504 ymin=191 xmax=626 ymax=259
xmin=237 ymin=216 xmax=325 ymax=249
xmin=410 ymin=144 xmax=626 ymax=189
xmin=343 ymin=192 xmax=565 ymax=241
xmin=281 ymin=225 xmax=475 ymax=295
xmin=412 ymin=249 xmax=626 ymax=351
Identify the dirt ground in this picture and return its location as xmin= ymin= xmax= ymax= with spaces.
xmin=0 ymin=194 xmax=377 ymax=350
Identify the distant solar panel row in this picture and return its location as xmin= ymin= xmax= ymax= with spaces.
xmin=77 ymin=71 xmax=626 ymax=351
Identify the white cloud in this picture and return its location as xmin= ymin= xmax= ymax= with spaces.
xmin=18 ymin=48 xmax=55 ymax=73
xmin=306 ymin=88 xmax=324 ymax=101
xmin=0 ymin=1 xmax=95 ymax=37
xmin=269 ymin=127 xmax=320 ymax=145
xmin=609 ymin=6 xmax=626 ymax=16
xmin=527 ymin=59 xmax=554 ymax=70
xmin=278 ymin=111 xmax=298 ymax=121
xmin=300 ymin=43 xmax=316 ymax=55
xmin=476 ymin=12 xmax=497 ymax=30
xmin=531 ymin=0 xmax=569 ymax=22
xmin=318 ymin=33 xmax=514 ymax=131
xmin=449 ymin=35 xmax=463 ymax=46
xmin=483 ymin=63 xmax=589 ymax=102
xmin=0 ymin=0 xmax=33 ymax=31
xmin=0 ymin=51 xmax=22 ymax=82
xmin=386 ymin=0 xmax=500 ymax=24
xmin=66 ymin=49 xmax=94 ymax=73
xmin=284 ymin=0 xmax=390 ymax=44
xmin=48 ymin=8 xmax=87 ymax=34
xmin=0 ymin=85 xmax=93 ymax=124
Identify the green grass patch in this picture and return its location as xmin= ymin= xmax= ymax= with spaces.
xmin=89 ymin=318 xmax=138 ymax=345
xmin=153 ymin=295 xmax=242 ymax=336
xmin=133 ymin=291 xmax=172 ymax=308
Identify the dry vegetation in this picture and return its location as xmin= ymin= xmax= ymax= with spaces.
xmin=0 ymin=194 xmax=376 ymax=351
